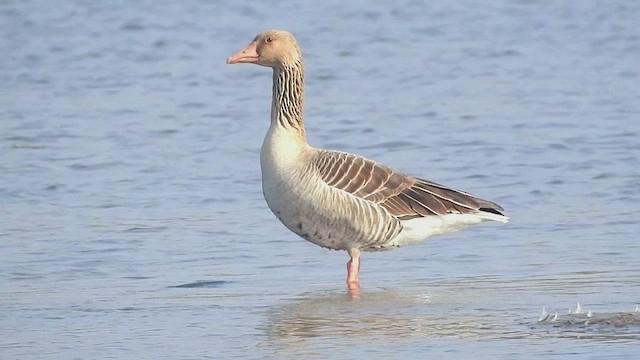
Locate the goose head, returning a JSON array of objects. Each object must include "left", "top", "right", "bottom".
[{"left": 227, "top": 30, "right": 302, "bottom": 69}]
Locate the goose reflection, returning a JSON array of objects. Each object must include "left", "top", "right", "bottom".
[
  {"left": 260, "top": 286, "right": 502, "bottom": 355},
  {"left": 260, "top": 274, "right": 640, "bottom": 356}
]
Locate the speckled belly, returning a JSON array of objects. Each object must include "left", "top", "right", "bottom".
[{"left": 262, "top": 174, "right": 402, "bottom": 252}]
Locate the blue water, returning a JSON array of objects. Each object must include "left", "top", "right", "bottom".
[{"left": 1, "top": 1, "right": 639, "bottom": 359}]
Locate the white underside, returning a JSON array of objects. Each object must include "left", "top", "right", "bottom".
[{"left": 387, "top": 212, "right": 509, "bottom": 247}]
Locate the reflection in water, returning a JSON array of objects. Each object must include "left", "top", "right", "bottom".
[
  {"left": 262, "top": 275, "right": 640, "bottom": 356},
  {"left": 261, "top": 287, "right": 504, "bottom": 356}
]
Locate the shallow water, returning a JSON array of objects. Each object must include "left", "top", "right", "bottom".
[{"left": 1, "top": 1, "right": 639, "bottom": 359}]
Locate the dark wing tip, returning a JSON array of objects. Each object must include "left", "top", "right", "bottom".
[{"left": 478, "top": 207, "right": 506, "bottom": 216}]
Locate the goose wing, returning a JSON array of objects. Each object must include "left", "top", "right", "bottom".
[{"left": 313, "top": 150, "right": 507, "bottom": 221}]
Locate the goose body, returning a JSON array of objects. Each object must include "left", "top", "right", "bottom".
[{"left": 228, "top": 30, "right": 508, "bottom": 289}]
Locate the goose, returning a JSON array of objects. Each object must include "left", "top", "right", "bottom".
[{"left": 227, "top": 30, "right": 508, "bottom": 290}]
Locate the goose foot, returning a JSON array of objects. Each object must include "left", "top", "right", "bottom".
[{"left": 346, "top": 249, "right": 361, "bottom": 290}]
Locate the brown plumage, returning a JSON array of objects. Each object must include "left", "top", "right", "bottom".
[{"left": 313, "top": 150, "right": 505, "bottom": 220}]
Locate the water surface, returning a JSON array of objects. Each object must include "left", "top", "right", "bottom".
[{"left": 1, "top": 1, "right": 639, "bottom": 359}]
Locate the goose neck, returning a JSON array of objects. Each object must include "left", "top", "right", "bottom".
[{"left": 271, "top": 63, "right": 305, "bottom": 139}]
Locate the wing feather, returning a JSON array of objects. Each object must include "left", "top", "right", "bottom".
[{"left": 313, "top": 150, "right": 506, "bottom": 220}]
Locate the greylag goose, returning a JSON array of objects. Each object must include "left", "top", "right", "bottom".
[{"left": 227, "top": 30, "right": 508, "bottom": 290}]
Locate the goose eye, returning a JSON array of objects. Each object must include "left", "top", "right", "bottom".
[{"left": 266, "top": 37, "right": 273, "bottom": 43}]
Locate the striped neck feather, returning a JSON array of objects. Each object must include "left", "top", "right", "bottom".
[{"left": 271, "top": 61, "right": 306, "bottom": 139}]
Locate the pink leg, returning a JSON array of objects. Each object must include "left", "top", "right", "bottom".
[{"left": 346, "top": 249, "right": 361, "bottom": 290}]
